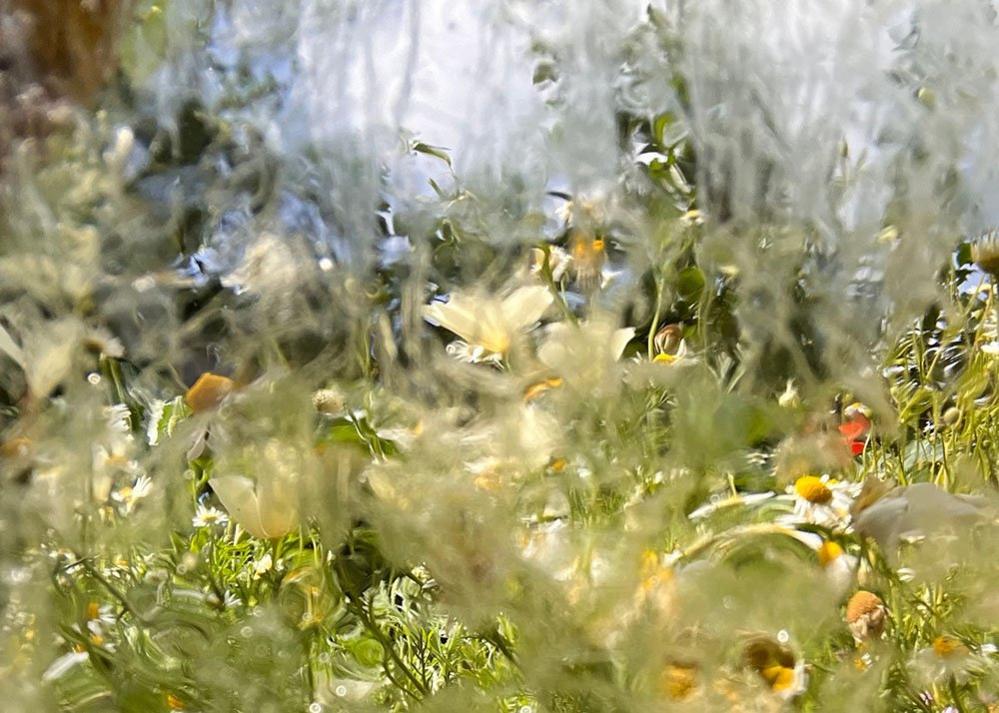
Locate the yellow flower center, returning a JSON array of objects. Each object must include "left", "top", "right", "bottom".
[
  {"left": 86, "top": 601, "right": 100, "bottom": 620},
  {"left": 571, "top": 236, "right": 605, "bottom": 259},
  {"left": 932, "top": 635, "right": 967, "bottom": 658},
  {"left": 653, "top": 352, "right": 679, "bottom": 364},
  {"left": 472, "top": 470, "right": 502, "bottom": 492},
  {"left": 473, "top": 319, "right": 513, "bottom": 355},
  {"left": 794, "top": 475, "right": 833, "bottom": 504},
  {"left": 569, "top": 232, "right": 607, "bottom": 283},
  {"left": 762, "top": 664, "right": 796, "bottom": 692},
  {"left": 817, "top": 541, "right": 843, "bottom": 567},
  {"left": 639, "top": 550, "right": 673, "bottom": 593},
  {"left": 660, "top": 664, "right": 697, "bottom": 700}
]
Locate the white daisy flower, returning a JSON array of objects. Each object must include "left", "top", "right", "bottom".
[
  {"left": 779, "top": 475, "right": 858, "bottom": 529},
  {"left": 252, "top": 553, "right": 273, "bottom": 579},
  {"left": 787, "top": 533, "right": 858, "bottom": 595},
  {"left": 192, "top": 504, "right": 229, "bottom": 529},
  {"left": 111, "top": 474, "right": 153, "bottom": 514},
  {"left": 912, "top": 636, "right": 979, "bottom": 685}
]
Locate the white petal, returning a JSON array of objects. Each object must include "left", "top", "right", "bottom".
[
  {"left": 42, "top": 651, "right": 90, "bottom": 682},
  {"left": 0, "top": 322, "right": 25, "bottom": 368},
  {"left": 256, "top": 477, "right": 299, "bottom": 539},
  {"left": 210, "top": 476, "right": 268, "bottom": 539},
  {"left": 423, "top": 295, "right": 481, "bottom": 343},
  {"left": 609, "top": 327, "right": 635, "bottom": 361},
  {"left": 537, "top": 322, "right": 572, "bottom": 369},
  {"left": 500, "top": 286, "right": 553, "bottom": 329},
  {"left": 23, "top": 319, "right": 84, "bottom": 397}
]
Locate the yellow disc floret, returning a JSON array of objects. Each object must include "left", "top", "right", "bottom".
[
  {"left": 817, "top": 540, "right": 843, "bottom": 567},
  {"left": 932, "top": 635, "right": 968, "bottom": 659},
  {"left": 761, "top": 664, "right": 796, "bottom": 692},
  {"left": 794, "top": 475, "right": 833, "bottom": 504},
  {"left": 659, "top": 663, "right": 697, "bottom": 700}
]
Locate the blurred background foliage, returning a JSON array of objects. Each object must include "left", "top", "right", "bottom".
[{"left": 0, "top": 0, "right": 998, "bottom": 711}]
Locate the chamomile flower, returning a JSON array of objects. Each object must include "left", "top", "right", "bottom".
[
  {"left": 778, "top": 379, "right": 800, "bottom": 408},
  {"left": 85, "top": 604, "right": 117, "bottom": 652},
  {"left": 815, "top": 540, "right": 857, "bottom": 594},
  {"left": 82, "top": 327, "right": 125, "bottom": 359},
  {"left": 192, "top": 504, "right": 229, "bottom": 529},
  {"left": 912, "top": 635, "right": 980, "bottom": 685},
  {"left": 111, "top": 474, "right": 153, "bottom": 514},
  {"left": 780, "top": 475, "right": 857, "bottom": 529},
  {"left": 568, "top": 231, "right": 607, "bottom": 289},
  {"left": 312, "top": 387, "right": 346, "bottom": 415},
  {"left": 252, "top": 553, "right": 274, "bottom": 579},
  {"left": 84, "top": 602, "right": 115, "bottom": 627},
  {"left": 635, "top": 549, "right": 676, "bottom": 614},
  {"left": 104, "top": 403, "right": 133, "bottom": 434}
]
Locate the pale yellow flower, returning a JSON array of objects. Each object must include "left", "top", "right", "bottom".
[
  {"left": 210, "top": 474, "right": 299, "bottom": 539},
  {"left": 538, "top": 320, "right": 634, "bottom": 370},
  {"left": 424, "top": 286, "right": 553, "bottom": 362}
]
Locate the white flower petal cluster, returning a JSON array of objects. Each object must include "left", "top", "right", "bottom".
[{"left": 424, "top": 286, "right": 553, "bottom": 362}]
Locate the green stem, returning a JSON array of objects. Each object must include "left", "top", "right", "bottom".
[
  {"left": 539, "top": 245, "right": 576, "bottom": 325},
  {"left": 647, "top": 274, "right": 664, "bottom": 360},
  {"left": 351, "top": 596, "right": 428, "bottom": 698}
]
